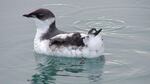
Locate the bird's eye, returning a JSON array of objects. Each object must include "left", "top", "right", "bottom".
[{"left": 36, "top": 14, "right": 45, "bottom": 19}]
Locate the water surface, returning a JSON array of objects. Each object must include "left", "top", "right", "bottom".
[{"left": 0, "top": 0, "right": 150, "bottom": 84}]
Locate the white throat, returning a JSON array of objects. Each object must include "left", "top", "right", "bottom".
[
  {"left": 33, "top": 18, "right": 55, "bottom": 53},
  {"left": 34, "top": 18, "right": 55, "bottom": 40},
  {"left": 34, "top": 18, "right": 55, "bottom": 29}
]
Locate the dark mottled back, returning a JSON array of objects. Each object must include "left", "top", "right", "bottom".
[{"left": 50, "top": 33, "right": 85, "bottom": 47}]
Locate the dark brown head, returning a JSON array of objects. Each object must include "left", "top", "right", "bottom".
[{"left": 23, "top": 8, "right": 55, "bottom": 21}]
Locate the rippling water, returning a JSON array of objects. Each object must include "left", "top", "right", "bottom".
[{"left": 0, "top": 0, "right": 150, "bottom": 84}]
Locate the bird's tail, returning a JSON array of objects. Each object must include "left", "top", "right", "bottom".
[{"left": 88, "top": 28, "right": 102, "bottom": 36}]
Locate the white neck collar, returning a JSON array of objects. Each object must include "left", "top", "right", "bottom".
[{"left": 34, "top": 18, "right": 55, "bottom": 40}]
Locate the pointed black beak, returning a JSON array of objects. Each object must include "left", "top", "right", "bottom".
[{"left": 23, "top": 14, "right": 33, "bottom": 18}]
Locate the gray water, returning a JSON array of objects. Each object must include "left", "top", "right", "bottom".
[{"left": 0, "top": 0, "right": 150, "bottom": 84}]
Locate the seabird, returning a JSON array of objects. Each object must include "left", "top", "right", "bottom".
[{"left": 23, "top": 8, "right": 104, "bottom": 58}]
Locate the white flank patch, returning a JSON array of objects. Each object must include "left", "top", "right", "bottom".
[{"left": 51, "top": 33, "right": 74, "bottom": 39}]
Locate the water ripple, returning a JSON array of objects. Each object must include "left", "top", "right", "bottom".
[
  {"left": 73, "top": 18, "right": 126, "bottom": 32},
  {"left": 42, "top": 4, "right": 82, "bottom": 8},
  {"left": 66, "top": 6, "right": 150, "bottom": 16}
]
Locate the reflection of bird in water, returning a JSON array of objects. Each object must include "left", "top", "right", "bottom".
[{"left": 29, "top": 54, "right": 105, "bottom": 84}]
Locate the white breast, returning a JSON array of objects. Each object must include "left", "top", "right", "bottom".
[{"left": 34, "top": 39, "right": 50, "bottom": 55}]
